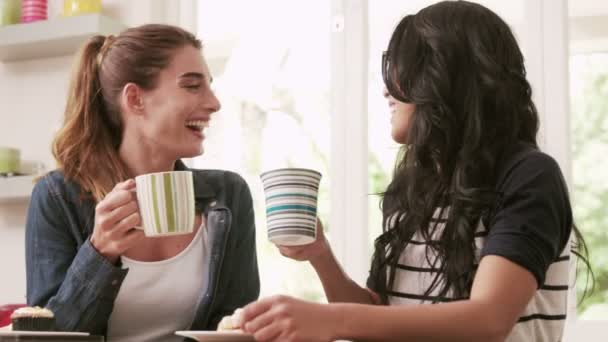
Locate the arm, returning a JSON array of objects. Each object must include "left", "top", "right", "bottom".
[
  {"left": 332, "top": 255, "right": 536, "bottom": 342},
  {"left": 310, "top": 243, "right": 380, "bottom": 304},
  {"left": 26, "top": 176, "right": 129, "bottom": 334},
  {"left": 240, "top": 255, "right": 535, "bottom": 342},
  {"left": 278, "top": 220, "right": 380, "bottom": 305}
]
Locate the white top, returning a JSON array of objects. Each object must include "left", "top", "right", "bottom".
[
  {"left": 107, "top": 224, "right": 209, "bottom": 342},
  {"left": 387, "top": 210, "right": 570, "bottom": 342}
]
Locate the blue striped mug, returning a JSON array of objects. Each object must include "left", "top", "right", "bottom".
[
  {"left": 134, "top": 171, "right": 195, "bottom": 237},
  {"left": 260, "top": 168, "right": 321, "bottom": 246}
]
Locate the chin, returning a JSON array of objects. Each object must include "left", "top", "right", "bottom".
[
  {"left": 180, "top": 146, "right": 204, "bottom": 159},
  {"left": 391, "top": 131, "right": 407, "bottom": 144},
  {"left": 391, "top": 130, "right": 401, "bottom": 143}
]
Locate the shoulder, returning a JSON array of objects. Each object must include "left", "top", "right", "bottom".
[
  {"left": 510, "top": 148, "right": 560, "bottom": 172},
  {"left": 191, "top": 169, "right": 253, "bottom": 206},
  {"left": 28, "top": 171, "right": 73, "bottom": 224},
  {"left": 490, "top": 144, "right": 573, "bottom": 233},
  {"left": 33, "top": 170, "right": 68, "bottom": 198},
  {"left": 31, "top": 170, "right": 88, "bottom": 205},
  {"left": 496, "top": 145, "right": 565, "bottom": 192},
  {"left": 192, "top": 169, "right": 249, "bottom": 190}
]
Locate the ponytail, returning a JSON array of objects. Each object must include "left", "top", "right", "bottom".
[{"left": 52, "top": 35, "right": 128, "bottom": 202}]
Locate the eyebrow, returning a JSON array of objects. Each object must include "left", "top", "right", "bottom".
[{"left": 179, "top": 72, "right": 213, "bottom": 83}]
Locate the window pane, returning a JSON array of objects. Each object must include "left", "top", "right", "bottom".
[
  {"left": 570, "top": 53, "right": 608, "bottom": 318},
  {"left": 367, "top": 0, "right": 431, "bottom": 256},
  {"left": 196, "top": 0, "right": 331, "bottom": 302},
  {"left": 569, "top": 0, "right": 608, "bottom": 320}
]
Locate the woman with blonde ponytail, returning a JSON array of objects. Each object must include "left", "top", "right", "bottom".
[{"left": 25, "top": 24, "right": 259, "bottom": 340}]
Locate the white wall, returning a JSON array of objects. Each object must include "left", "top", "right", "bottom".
[
  {"left": 0, "top": 0, "right": 184, "bottom": 305},
  {"left": 0, "top": 55, "right": 70, "bottom": 304}
]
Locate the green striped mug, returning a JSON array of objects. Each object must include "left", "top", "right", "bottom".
[{"left": 134, "top": 171, "right": 195, "bottom": 237}]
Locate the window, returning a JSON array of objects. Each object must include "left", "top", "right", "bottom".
[
  {"left": 569, "top": 1, "right": 608, "bottom": 318},
  {"left": 570, "top": 53, "right": 608, "bottom": 319},
  {"left": 196, "top": 0, "right": 331, "bottom": 301}
]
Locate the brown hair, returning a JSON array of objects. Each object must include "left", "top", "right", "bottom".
[{"left": 52, "top": 24, "right": 202, "bottom": 201}]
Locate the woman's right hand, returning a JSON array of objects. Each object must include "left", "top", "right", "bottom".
[
  {"left": 90, "top": 179, "right": 145, "bottom": 264},
  {"left": 277, "top": 218, "right": 331, "bottom": 264}
]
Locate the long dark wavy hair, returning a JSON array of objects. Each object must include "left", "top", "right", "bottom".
[{"left": 369, "top": 0, "right": 593, "bottom": 303}]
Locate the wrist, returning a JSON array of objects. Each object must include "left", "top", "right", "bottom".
[
  {"left": 326, "top": 303, "right": 348, "bottom": 341},
  {"left": 309, "top": 238, "right": 332, "bottom": 268},
  {"left": 89, "top": 237, "right": 119, "bottom": 265}
]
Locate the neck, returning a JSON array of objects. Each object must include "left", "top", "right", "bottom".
[{"left": 119, "top": 132, "right": 176, "bottom": 177}]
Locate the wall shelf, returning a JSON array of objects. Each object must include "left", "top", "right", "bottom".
[
  {"left": 0, "top": 14, "right": 125, "bottom": 62},
  {"left": 0, "top": 175, "right": 37, "bottom": 203}
]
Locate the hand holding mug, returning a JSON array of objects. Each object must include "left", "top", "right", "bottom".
[
  {"left": 277, "top": 218, "right": 330, "bottom": 263},
  {"left": 90, "top": 179, "right": 145, "bottom": 264}
]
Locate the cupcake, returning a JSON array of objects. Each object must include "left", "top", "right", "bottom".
[
  {"left": 10, "top": 306, "right": 55, "bottom": 331},
  {"left": 217, "top": 308, "right": 244, "bottom": 332}
]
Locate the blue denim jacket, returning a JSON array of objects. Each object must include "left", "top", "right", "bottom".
[{"left": 25, "top": 161, "right": 260, "bottom": 335}]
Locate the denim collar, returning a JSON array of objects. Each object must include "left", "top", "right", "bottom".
[{"left": 174, "top": 160, "right": 216, "bottom": 206}]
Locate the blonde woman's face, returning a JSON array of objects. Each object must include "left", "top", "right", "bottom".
[
  {"left": 138, "top": 45, "right": 221, "bottom": 159},
  {"left": 384, "top": 87, "right": 415, "bottom": 144}
]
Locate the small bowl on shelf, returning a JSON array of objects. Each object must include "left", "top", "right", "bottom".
[
  {"left": 63, "top": 0, "right": 100, "bottom": 16},
  {"left": 0, "top": 0, "right": 22, "bottom": 26},
  {"left": 0, "top": 147, "right": 20, "bottom": 175}
]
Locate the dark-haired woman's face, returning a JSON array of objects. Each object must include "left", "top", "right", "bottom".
[{"left": 384, "top": 87, "right": 415, "bottom": 144}]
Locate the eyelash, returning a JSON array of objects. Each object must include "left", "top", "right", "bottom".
[{"left": 185, "top": 85, "right": 201, "bottom": 90}]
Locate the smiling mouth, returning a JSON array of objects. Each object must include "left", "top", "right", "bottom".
[{"left": 185, "top": 120, "right": 209, "bottom": 132}]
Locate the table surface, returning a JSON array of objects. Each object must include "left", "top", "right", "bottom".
[{"left": 0, "top": 334, "right": 104, "bottom": 342}]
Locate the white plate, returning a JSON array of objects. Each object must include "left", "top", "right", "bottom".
[
  {"left": 0, "top": 331, "right": 90, "bottom": 337},
  {"left": 175, "top": 330, "right": 254, "bottom": 341}
]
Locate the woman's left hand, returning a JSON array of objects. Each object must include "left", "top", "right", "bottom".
[{"left": 237, "top": 295, "right": 338, "bottom": 342}]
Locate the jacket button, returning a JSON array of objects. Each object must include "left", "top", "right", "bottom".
[{"left": 111, "top": 279, "right": 119, "bottom": 286}]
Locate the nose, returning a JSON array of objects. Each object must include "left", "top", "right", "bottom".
[{"left": 204, "top": 89, "right": 221, "bottom": 113}]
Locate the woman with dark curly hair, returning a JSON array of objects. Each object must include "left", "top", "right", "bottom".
[{"left": 233, "top": 1, "right": 592, "bottom": 342}]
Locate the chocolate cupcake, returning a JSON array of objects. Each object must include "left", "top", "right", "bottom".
[{"left": 10, "top": 306, "right": 55, "bottom": 331}]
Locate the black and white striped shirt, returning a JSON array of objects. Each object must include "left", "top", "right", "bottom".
[
  {"left": 386, "top": 213, "right": 571, "bottom": 342},
  {"left": 372, "top": 145, "right": 573, "bottom": 342}
]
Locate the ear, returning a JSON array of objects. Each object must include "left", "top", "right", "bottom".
[{"left": 120, "top": 82, "right": 145, "bottom": 115}]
